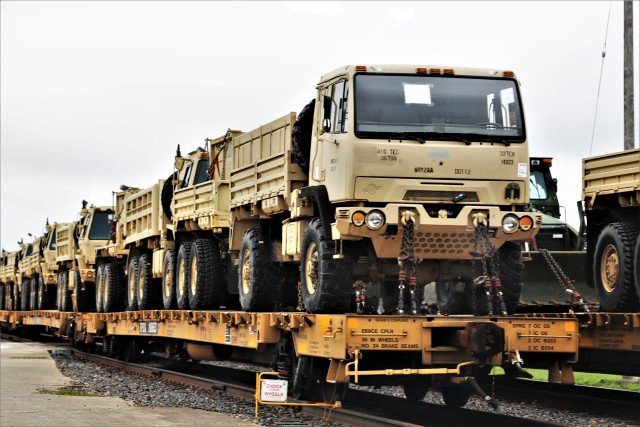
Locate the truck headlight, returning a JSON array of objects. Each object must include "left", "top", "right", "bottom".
[
  {"left": 502, "top": 215, "right": 519, "bottom": 234},
  {"left": 365, "top": 210, "right": 385, "bottom": 230}
]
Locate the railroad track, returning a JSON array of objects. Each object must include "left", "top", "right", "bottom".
[{"left": 71, "top": 350, "right": 568, "bottom": 427}]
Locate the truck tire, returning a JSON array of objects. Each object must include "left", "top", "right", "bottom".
[
  {"left": 0, "top": 284, "right": 4, "bottom": 310},
  {"left": 291, "top": 99, "right": 315, "bottom": 174},
  {"left": 471, "top": 242, "right": 524, "bottom": 315},
  {"left": 30, "top": 276, "right": 39, "bottom": 310},
  {"left": 634, "top": 237, "right": 640, "bottom": 301},
  {"left": 96, "top": 265, "right": 105, "bottom": 313},
  {"left": 103, "top": 263, "right": 125, "bottom": 312},
  {"left": 74, "top": 270, "right": 95, "bottom": 312},
  {"left": 59, "top": 271, "right": 72, "bottom": 312},
  {"left": 20, "top": 279, "right": 30, "bottom": 311},
  {"left": 38, "top": 276, "right": 55, "bottom": 310},
  {"left": 137, "top": 253, "right": 160, "bottom": 310},
  {"left": 189, "top": 239, "right": 222, "bottom": 310},
  {"left": 161, "top": 174, "right": 175, "bottom": 221},
  {"left": 593, "top": 222, "right": 639, "bottom": 312},
  {"left": 5, "top": 283, "right": 13, "bottom": 310},
  {"left": 127, "top": 257, "right": 139, "bottom": 311},
  {"left": 162, "top": 249, "right": 177, "bottom": 309},
  {"left": 299, "top": 218, "right": 352, "bottom": 313},
  {"left": 176, "top": 244, "right": 192, "bottom": 310},
  {"left": 238, "top": 229, "right": 277, "bottom": 311}
]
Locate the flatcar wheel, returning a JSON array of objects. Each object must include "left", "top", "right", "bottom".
[
  {"left": 441, "top": 387, "right": 472, "bottom": 408},
  {"left": 402, "top": 376, "right": 431, "bottom": 402}
]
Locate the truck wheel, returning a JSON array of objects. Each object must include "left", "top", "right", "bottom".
[
  {"left": 436, "top": 278, "right": 471, "bottom": 315},
  {"left": 189, "top": 239, "right": 222, "bottom": 310},
  {"left": 20, "top": 279, "right": 31, "bottom": 311},
  {"left": 38, "top": 276, "right": 55, "bottom": 310},
  {"left": 127, "top": 257, "right": 139, "bottom": 311},
  {"left": 593, "top": 222, "right": 639, "bottom": 312},
  {"left": 59, "top": 271, "right": 72, "bottom": 312},
  {"left": 176, "top": 244, "right": 192, "bottom": 309},
  {"left": 162, "top": 249, "right": 176, "bottom": 309},
  {"left": 29, "top": 277, "right": 38, "bottom": 310},
  {"left": 291, "top": 99, "right": 315, "bottom": 174},
  {"left": 74, "top": 270, "right": 95, "bottom": 312},
  {"left": 634, "top": 237, "right": 640, "bottom": 301},
  {"left": 300, "top": 218, "right": 352, "bottom": 313},
  {"left": 161, "top": 174, "right": 175, "bottom": 221},
  {"left": 0, "top": 284, "right": 4, "bottom": 310},
  {"left": 5, "top": 283, "right": 13, "bottom": 310},
  {"left": 96, "top": 265, "right": 105, "bottom": 313},
  {"left": 471, "top": 242, "right": 524, "bottom": 315},
  {"left": 103, "top": 263, "right": 125, "bottom": 312},
  {"left": 238, "top": 229, "right": 277, "bottom": 311},
  {"left": 137, "top": 253, "right": 160, "bottom": 310}
]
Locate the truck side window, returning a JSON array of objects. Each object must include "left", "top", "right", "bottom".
[
  {"left": 193, "top": 159, "right": 210, "bottom": 185},
  {"left": 324, "top": 81, "right": 348, "bottom": 133},
  {"left": 181, "top": 163, "right": 193, "bottom": 188}
]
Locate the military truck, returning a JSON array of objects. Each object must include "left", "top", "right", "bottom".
[
  {"left": 93, "top": 180, "right": 170, "bottom": 312},
  {"left": 16, "top": 235, "right": 46, "bottom": 311},
  {"left": 0, "top": 250, "right": 19, "bottom": 310},
  {"left": 583, "top": 148, "right": 640, "bottom": 312},
  {"left": 167, "top": 65, "right": 541, "bottom": 315},
  {"left": 54, "top": 202, "right": 114, "bottom": 312}
]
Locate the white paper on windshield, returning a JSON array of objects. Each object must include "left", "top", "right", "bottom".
[
  {"left": 518, "top": 163, "right": 527, "bottom": 177},
  {"left": 403, "top": 83, "right": 432, "bottom": 105}
]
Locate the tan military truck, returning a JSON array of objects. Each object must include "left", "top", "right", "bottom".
[
  {"left": 582, "top": 148, "right": 640, "bottom": 311},
  {"left": 94, "top": 180, "right": 170, "bottom": 312},
  {"left": 168, "top": 64, "right": 541, "bottom": 315},
  {"left": 0, "top": 250, "right": 20, "bottom": 310},
  {"left": 55, "top": 202, "right": 114, "bottom": 312},
  {"left": 16, "top": 235, "right": 47, "bottom": 311}
]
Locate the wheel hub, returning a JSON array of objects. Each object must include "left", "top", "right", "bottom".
[
  {"left": 305, "top": 242, "right": 318, "bottom": 295},
  {"left": 601, "top": 244, "right": 619, "bottom": 293},
  {"left": 241, "top": 249, "right": 252, "bottom": 295}
]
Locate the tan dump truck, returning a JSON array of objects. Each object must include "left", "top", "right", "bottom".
[
  {"left": 166, "top": 64, "right": 541, "bottom": 315},
  {"left": 0, "top": 250, "right": 20, "bottom": 310},
  {"left": 16, "top": 235, "right": 46, "bottom": 310},
  {"left": 54, "top": 202, "right": 114, "bottom": 312},
  {"left": 93, "top": 180, "right": 170, "bottom": 312},
  {"left": 582, "top": 148, "right": 640, "bottom": 311}
]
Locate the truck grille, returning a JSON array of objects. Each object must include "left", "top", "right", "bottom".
[
  {"left": 403, "top": 190, "right": 479, "bottom": 202},
  {"left": 413, "top": 232, "right": 474, "bottom": 257}
]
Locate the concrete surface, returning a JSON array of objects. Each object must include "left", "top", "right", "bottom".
[{"left": 0, "top": 340, "right": 258, "bottom": 426}]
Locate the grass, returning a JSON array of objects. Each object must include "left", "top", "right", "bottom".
[
  {"left": 523, "top": 368, "right": 640, "bottom": 392},
  {"left": 37, "top": 387, "right": 95, "bottom": 397}
]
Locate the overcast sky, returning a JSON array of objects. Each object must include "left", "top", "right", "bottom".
[{"left": 1, "top": 1, "right": 639, "bottom": 251}]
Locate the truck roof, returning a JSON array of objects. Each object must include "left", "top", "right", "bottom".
[{"left": 319, "top": 64, "right": 518, "bottom": 83}]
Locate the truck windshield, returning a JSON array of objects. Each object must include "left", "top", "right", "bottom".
[
  {"left": 529, "top": 171, "right": 548, "bottom": 200},
  {"left": 354, "top": 74, "right": 525, "bottom": 143},
  {"left": 88, "top": 211, "right": 113, "bottom": 240}
]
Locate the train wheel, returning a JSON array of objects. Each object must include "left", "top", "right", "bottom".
[
  {"left": 593, "top": 222, "right": 639, "bottom": 312},
  {"left": 176, "top": 244, "right": 191, "bottom": 310},
  {"left": 96, "top": 265, "right": 105, "bottom": 313},
  {"left": 441, "top": 387, "right": 471, "bottom": 408},
  {"left": 238, "top": 229, "right": 276, "bottom": 311},
  {"left": 103, "top": 263, "right": 125, "bottom": 312},
  {"left": 189, "top": 239, "right": 222, "bottom": 310},
  {"left": 402, "top": 377, "right": 431, "bottom": 402},
  {"left": 127, "top": 256, "right": 139, "bottom": 311},
  {"left": 59, "top": 271, "right": 72, "bottom": 312},
  {"left": 162, "top": 249, "right": 176, "bottom": 309},
  {"left": 137, "top": 253, "right": 159, "bottom": 310},
  {"left": 300, "top": 218, "right": 352, "bottom": 313}
]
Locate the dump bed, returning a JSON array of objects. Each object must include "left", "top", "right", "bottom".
[
  {"left": 582, "top": 148, "right": 640, "bottom": 207},
  {"left": 0, "top": 251, "right": 19, "bottom": 284},
  {"left": 230, "top": 113, "right": 307, "bottom": 214},
  {"left": 123, "top": 181, "right": 164, "bottom": 246}
]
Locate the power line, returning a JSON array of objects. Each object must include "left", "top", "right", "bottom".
[{"left": 589, "top": 1, "right": 612, "bottom": 156}]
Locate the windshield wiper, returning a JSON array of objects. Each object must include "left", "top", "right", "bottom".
[
  {"left": 399, "top": 133, "right": 426, "bottom": 144},
  {"left": 476, "top": 136, "right": 511, "bottom": 147},
  {"left": 426, "top": 132, "right": 471, "bottom": 146}
]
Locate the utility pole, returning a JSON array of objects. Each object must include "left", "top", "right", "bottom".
[{"left": 623, "top": 0, "right": 635, "bottom": 150}]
